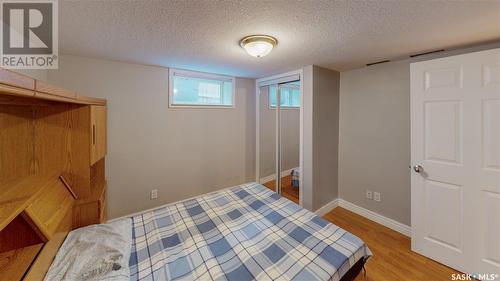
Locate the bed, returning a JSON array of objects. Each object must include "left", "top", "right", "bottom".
[{"left": 46, "top": 183, "right": 371, "bottom": 281}]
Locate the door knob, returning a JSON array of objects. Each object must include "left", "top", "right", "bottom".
[{"left": 413, "top": 165, "right": 423, "bottom": 173}]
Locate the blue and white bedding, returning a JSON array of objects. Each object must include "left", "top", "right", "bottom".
[{"left": 129, "top": 183, "right": 371, "bottom": 281}]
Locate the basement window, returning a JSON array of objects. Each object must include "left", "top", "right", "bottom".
[
  {"left": 169, "top": 68, "right": 235, "bottom": 108},
  {"left": 269, "top": 83, "right": 300, "bottom": 108}
]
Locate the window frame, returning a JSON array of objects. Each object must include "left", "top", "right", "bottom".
[
  {"left": 268, "top": 84, "right": 301, "bottom": 110},
  {"left": 168, "top": 68, "right": 236, "bottom": 109}
]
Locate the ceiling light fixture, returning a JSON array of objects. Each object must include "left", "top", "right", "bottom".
[{"left": 240, "top": 35, "right": 277, "bottom": 58}]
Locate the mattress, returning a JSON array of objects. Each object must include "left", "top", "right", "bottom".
[{"left": 129, "top": 183, "right": 371, "bottom": 280}]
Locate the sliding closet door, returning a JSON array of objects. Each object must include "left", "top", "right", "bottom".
[
  {"left": 279, "top": 81, "right": 301, "bottom": 202},
  {"left": 411, "top": 48, "right": 500, "bottom": 275},
  {"left": 259, "top": 85, "right": 278, "bottom": 191},
  {"left": 257, "top": 72, "right": 302, "bottom": 199}
]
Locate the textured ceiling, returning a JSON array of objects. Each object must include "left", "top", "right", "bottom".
[{"left": 59, "top": 0, "right": 500, "bottom": 78}]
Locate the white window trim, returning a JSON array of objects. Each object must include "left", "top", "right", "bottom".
[{"left": 168, "top": 68, "right": 236, "bottom": 109}]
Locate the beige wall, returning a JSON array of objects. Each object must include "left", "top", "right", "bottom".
[
  {"left": 312, "top": 66, "right": 340, "bottom": 210},
  {"left": 302, "top": 65, "right": 340, "bottom": 211},
  {"left": 339, "top": 60, "right": 411, "bottom": 225},
  {"left": 46, "top": 55, "right": 256, "bottom": 219},
  {"left": 12, "top": 69, "right": 47, "bottom": 81},
  {"left": 259, "top": 86, "right": 300, "bottom": 179}
]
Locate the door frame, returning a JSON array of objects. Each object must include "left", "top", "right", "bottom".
[{"left": 255, "top": 69, "right": 304, "bottom": 206}]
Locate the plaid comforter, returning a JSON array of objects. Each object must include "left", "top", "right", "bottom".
[{"left": 129, "top": 183, "right": 371, "bottom": 281}]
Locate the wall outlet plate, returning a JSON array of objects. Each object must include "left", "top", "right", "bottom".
[
  {"left": 366, "top": 190, "right": 373, "bottom": 200},
  {"left": 374, "top": 192, "right": 381, "bottom": 202},
  {"left": 150, "top": 189, "right": 158, "bottom": 200}
]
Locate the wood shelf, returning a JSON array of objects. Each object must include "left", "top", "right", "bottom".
[
  {"left": 0, "top": 174, "right": 58, "bottom": 232},
  {"left": 0, "top": 243, "right": 44, "bottom": 281}
]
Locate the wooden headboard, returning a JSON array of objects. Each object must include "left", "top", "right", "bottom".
[{"left": 0, "top": 68, "right": 108, "bottom": 280}]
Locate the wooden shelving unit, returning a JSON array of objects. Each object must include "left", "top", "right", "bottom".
[
  {"left": 0, "top": 175, "right": 76, "bottom": 238},
  {"left": 0, "top": 67, "right": 108, "bottom": 280},
  {"left": 0, "top": 174, "right": 76, "bottom": 281},
  {"left": 0, "top": 174, "right": 58, "bottom": 232}
]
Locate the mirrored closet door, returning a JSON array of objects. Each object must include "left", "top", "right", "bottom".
[
  {"left": 277, "top": 81, "right": 300, "bottom": 203},
  {"left": 258, "top": 84, "right": 277, "bottom": 192},
  {"left": 257, "top": 74, "right": 301, "bottom": 204}
]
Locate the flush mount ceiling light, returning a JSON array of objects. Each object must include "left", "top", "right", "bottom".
[{"left": 240, "top": 35, "right": 277, "bottom": 58}]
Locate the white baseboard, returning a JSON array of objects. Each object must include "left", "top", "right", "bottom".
[
  {"left": 314, "top": 198, "right": 411, "bottom": 237},
  {"left": 259, "top": 174, "right": 275, "bottom": 184},
  {"left": 314, "top": 198, "right": 339, "bottom": 216},
  {"left": 259, "top": 167, "right": 299, "bottom": 184},
  {"left": 338, "top": 199, "right": 411, "bottom": 237}
]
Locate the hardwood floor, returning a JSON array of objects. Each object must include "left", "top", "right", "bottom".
[
  {"left": 324, "top": 207, "right": 460, "bottom": 281},
  {"left": 262, "top": 175, "right": 299, "bottom": 203}
]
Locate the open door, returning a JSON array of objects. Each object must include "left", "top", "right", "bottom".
[{"left": 411, "top": 48, "right": 500, "bottom": 275}]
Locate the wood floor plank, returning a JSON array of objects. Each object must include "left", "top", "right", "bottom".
[{"left": 324, "top": 207, "right": 460, "bottom": 281}]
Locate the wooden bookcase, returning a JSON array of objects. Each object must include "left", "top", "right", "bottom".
[{"left": 0, "top": 68, "right": 108, "bottom": 280}]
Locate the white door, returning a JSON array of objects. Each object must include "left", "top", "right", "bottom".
[{"left": 411, "top": 48, "right": 500, "bottom": 275}]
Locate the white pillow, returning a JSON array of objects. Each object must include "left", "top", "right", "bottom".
[{"left": 45, "top": 219, "right": 132, "bottom": 281}]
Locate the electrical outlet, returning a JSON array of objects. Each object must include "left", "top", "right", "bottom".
[
  {"left": 374, "top": 192, "right": 381, "bottom": 202},
  {"left": 366, "top": 190, "right": 372, "bottom": 200},
  {"left": 150, "top": 189, "right": 158, "bottom": 200}
]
